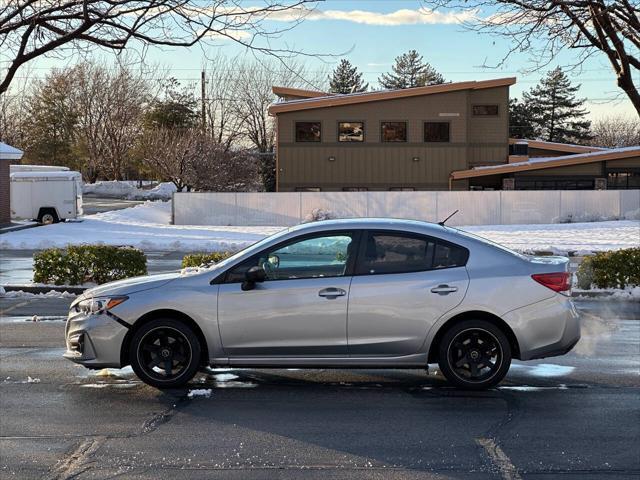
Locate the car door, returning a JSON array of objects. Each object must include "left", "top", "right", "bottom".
[
  {"left": 217, "top": 230, "right": 360, "bottom": 358},
  {"left": 347, "top": 230, "right": 469, "bottom": 356}
]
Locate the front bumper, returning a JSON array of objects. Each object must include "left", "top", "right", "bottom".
[
  {"left": 64, "top": 309, "right": 129, "bottom": 369},
  {"left": 505, "top": 294, "right": 581, "bottom": 361}
]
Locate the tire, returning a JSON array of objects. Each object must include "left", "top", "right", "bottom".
[
  {"left": 37, "top": 208, "right": 59, "bottom": 224},
  {"left": 129, "top": 318, "right": 201, "bottom": 389},
  {"left": 438, "top": 319, "right": 511, "bottom": 390}
]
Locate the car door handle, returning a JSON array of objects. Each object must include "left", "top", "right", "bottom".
[
  {"left": 430, "top": 285, "right": 458, "bottom": 295},
  {"left": 318, "top": 287, "right": 346, "bottom": 298}
]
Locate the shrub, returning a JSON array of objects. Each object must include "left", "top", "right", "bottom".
[
  {"left": 181, "top": 251, "right": 233, "bottom": 269},
  {"left": 33, "top": 245, "right": 147, "bottom": 285},
  {"left": 302, "top": 208, "right": 336, "bottom": 223},
  {"left": 576, "top": 248, "right": 640, "bottom": 289}
]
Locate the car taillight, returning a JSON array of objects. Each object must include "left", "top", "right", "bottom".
[{"left": 531, "top": 272, "right": 571, "bottom": 294}]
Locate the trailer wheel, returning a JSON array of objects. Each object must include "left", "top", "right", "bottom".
[{"left": 37, "top": 208, "right": 59, "bottom": 224}]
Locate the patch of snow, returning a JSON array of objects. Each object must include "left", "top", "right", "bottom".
[
  {"left": 83, "top": 181, "right": 176, "bottom": 200},
  {"left": 574, "top": 286, "right": 640, "bottom": 301},
  {"left": 27, "top": 376, "right": 40, "bottom": 383},
  {"left": 213, "top": 373, "right": 239, "bottom": 382},
  {"left": 81, "top": 383, "right": 110, "bottom": 389},
  {"left": 0, "top": 289, "right": 77, "bottom": 299},
  {"left": 0, "top": 200, "right": 637, "bottom": 255},
  {"left": 499, "top": 385, "right": 569, "bottom": 392},
  {"left": 188, "top": 388, "right": 212, "bottom": 398}
]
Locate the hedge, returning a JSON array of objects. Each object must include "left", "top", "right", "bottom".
[
  {"left": 181, "top": 251, "right": 233, "bottom": 269},
  {"left": 33, "top": 245, "right": 147, "bottom": 286},
  {"left": 576, "top": 248, "right": 640, "bottom": 290}
]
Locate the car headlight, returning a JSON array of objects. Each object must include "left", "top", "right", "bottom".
[{"left": 75, "top": 296, "right": 128, "bottom": 314}]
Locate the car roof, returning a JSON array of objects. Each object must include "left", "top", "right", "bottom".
[{"left": 290, "top": 217, "right": 447, "bottom": 232}]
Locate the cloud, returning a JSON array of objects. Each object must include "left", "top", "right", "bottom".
[{"left": 264, "top": 7, "right": 478, "bottom": 26}]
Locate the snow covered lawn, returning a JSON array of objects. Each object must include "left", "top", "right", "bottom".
[{"left": 0, "top": 200, "right": 638, "bottom": 254}]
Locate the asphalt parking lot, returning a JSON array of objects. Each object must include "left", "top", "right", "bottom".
[{"left": 0, "top": 297, "right": 638, "bottom": 479}]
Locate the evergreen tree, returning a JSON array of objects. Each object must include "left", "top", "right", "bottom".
[
  {"left": 144, "top": 78, "right": 199, "bottom": 130},
  {"left": 378, "top": 50, "right": 445, "bottom": 89},
  {"left": 328, "top": 59, "right": 368, "bottom": 94},
  {"left": 508, "top": 98, "right": 536, "bottom": 139},
  {"left": 523, "top": 67, "right": 592, "bottom": 143},
  {"left": 23, "top": 70, "right": 80, "bottom": 168}
]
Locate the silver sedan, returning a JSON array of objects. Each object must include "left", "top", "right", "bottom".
[{"left": 64, "top": 218, "right": 580, "bottom": 389}]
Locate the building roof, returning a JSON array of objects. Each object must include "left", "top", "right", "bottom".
[
  {"left": 0, "top": 142, "right": 24, "bottom": 161},
  {"left": 269, "top": 77, "right": 517, "bottom": 115},
  {"left": 509, "top": 138, "right": 607, "bottom": 154},
  {"left": 450, "top": 146, "right": 640, "bottom": 180},
  {"left": 272, "top": 86, "right": 330, "bottom": 99}
]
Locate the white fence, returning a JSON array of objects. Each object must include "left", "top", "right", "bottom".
[{"left": 173, "top": 190, "right": 640, "bottom": 226}]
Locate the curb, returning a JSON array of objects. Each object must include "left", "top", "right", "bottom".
[
  {"left": 2, "top": 285, "right": 86, "bottom": 295},
  {"left": 0, "top": 222, "right": 40, "bottom": 234}
]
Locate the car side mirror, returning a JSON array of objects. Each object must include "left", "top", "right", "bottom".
[{"left": 241, "top": 266, "right": 266, "bottom": 291}]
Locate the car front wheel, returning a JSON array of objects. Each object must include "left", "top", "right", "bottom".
[
  {"left": 438, "top": 320, "right": 511, "bottom": 389},
  {"left": 129, "top": 318, "right": 201, "bottom": 389}
]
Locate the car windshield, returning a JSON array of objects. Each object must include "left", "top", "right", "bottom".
[{"left": 200, "top": 227, "right": 293, "bottom": 272}]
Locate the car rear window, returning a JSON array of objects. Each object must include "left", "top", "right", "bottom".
[{"left": 356, "top": 232, "right": 468, "bottom": 275}]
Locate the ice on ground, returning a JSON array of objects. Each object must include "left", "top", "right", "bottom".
[
  {"left": 188, "top": 389, "right": 212, "bottom": 398},
  {"left": 510, "top": 363, "right": 575, "bottom": 377},
  {"left": 500, "top": 385, "right": 569, "bottom": 392},
  {"left": 0, "top": 200, "right": 637, "bottom": 255}
]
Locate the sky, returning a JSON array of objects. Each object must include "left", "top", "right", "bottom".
[{"left": 8, "top": 0, "right": 639, "bottom": 120}]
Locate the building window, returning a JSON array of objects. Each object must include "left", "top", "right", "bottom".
[
  {"left": 343, "top": 187, "right": 368, "bottom": 191},
  {"left": 424, "top": 122, "right": 450, "bottom": 142},
  {"left": 381, "top": 122, "right": 407, "bottom": 142},
  {"left": 389, "top": 187, "right": 415, "bottom": 191},
  {"left": 608, "top": 171, "right": 640, "bottom": 189},
  {"left": 295, "top": 187, "right": 321, "bottom": 192},
  {"left": 472, "top": 105, "right": 499, "bottom": 116},
  {"left": 338, "top": 122, "right": 364, "bottom": 142},
  {"left": 295, "top": 122, "right": 321, "bottom": 142}
]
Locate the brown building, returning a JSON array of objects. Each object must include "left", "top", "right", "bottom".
[
  {"left": 0, "top": 142, "right": 24, "bottom": 224},
  {"left": 269, "top": 79, "right": 640, "bottom": 191}
]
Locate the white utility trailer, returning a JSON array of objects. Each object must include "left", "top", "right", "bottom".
[
  {"left": 10, "top": 170, "right": 83, "bottom": 223},
  {"left": 10, "top": 164, "right": 70, "bottom": 173}
]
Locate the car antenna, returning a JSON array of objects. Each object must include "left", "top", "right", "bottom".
[{"left": 438, "top": 210, "right": 459, "bottom": 226}]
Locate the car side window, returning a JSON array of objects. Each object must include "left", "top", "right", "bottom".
[
  {"left": 433, "top": 242, "right": 468, "bottom": 269},
  {"left": 356, "top": 232, "right": 468, "bottom": 275},
  {"left": 225, "top": 233, "right": 355, "bottom": 282}
]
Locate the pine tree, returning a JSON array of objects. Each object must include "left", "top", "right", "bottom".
[
  {"left": 23, "top": 70, "right": 80, "bottom": 168},
  {"left": 378, "top": 50, "right": 445, "bottom": 90},
  {"left": 508, "top": 98, "right": 536, "bottom": 139},
  {"left": 329, "top": 59, "right": 368, "bottom": 94},
  {"left": 523, "top": 67, "right": 592, "bottom": 143}
]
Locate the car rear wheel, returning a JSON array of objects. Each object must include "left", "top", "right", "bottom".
[
  {"left": 37, "top": 208, "right": 59, "bottom": 224},
  {"left": 129, "top": 318, "right": 201, "bottom": 389},
  {"left": 438, "top": 320, "right": 511, "bottom": 389}
]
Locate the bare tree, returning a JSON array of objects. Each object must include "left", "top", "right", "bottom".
[
  {"left": 0, "top": 0, "right": 317, "bottom": 95},
  {"left": 203, "top": 56, "right": 245, "bottom": 151},
  {"left": 188, "top": 142, "right": 260, "bottom": 192},
  {"left": 421, "top": 0, "right": 640, "bottom": 116},
  {"left": 139, "top": 128, "right": 202, "bottom": 191},
  {"left": 591, "top": 115, "right": 640, "bottom": 147}
]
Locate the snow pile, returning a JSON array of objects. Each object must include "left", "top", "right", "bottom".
[
  {"left": 0, "top": 287, "right": 77, "bottom": 298},
  {"left": 83, "top": 181, "right": 177, "bottom": 201},
  {"left": 574, "top": 286, "right": 640, "bottom": 301},
  {"left": 188, "top": 389, "right": 212, "bottom": 398}
]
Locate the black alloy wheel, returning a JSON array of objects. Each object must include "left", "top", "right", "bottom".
[
  {"left": 130, "top": 319, "right": 201, "bottom": 389},
  {"left": 438, "top": 319, "right": 511, "bottom": 389}
]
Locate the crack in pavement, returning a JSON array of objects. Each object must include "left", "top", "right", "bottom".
[{"left": 47, "top": 436, "right": 106, "bottom": 480}]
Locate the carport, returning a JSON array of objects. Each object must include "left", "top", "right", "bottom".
[{"left": 0, "top": 142, "right": 24, "bottom": 224}]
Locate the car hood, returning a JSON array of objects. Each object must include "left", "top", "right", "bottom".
[{"left": 82, "top": 272, "right": 181, "bottom": 298}]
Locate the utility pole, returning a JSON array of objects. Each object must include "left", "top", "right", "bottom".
[{"left": 201, "top": 70, "right": 206, "bottom": 134}]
